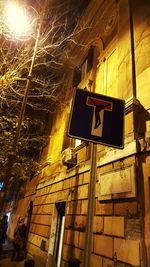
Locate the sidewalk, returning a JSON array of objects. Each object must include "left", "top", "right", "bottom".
[
  {"left": 0, "top": 241, "right": 47, "bottom": 267},
  {"left": 0, "top": 258, "right": 25, "bottom": 267},
  {"left": 0, "top": 240, "right": 25, "bottom": 267}
]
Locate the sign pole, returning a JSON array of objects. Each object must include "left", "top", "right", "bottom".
[
  {"left": 83, "top": 142, "right": 97, "bottom": 267},
  {"left": 68, "top": 88, "right": 125, "bottom": 266}
]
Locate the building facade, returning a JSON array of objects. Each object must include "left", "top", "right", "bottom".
[{"left": 8, "top": 0, "right": 150, "bottom": 266}]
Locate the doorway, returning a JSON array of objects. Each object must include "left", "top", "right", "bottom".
[
  {"left": 55, "top": 202, "right": 66, "bottom": 267},
  {"left": 47, "top": 201, "right": 66, "bottom": 267}
]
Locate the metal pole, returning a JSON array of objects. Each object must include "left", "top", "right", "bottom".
[
  {"left": 83, "top": 142, "right": 97, "bottom": 267},
  {"left": 13, "top": 21, "right": 41, "bottom": 149}
]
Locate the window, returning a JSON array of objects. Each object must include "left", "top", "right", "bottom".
[
  {"left": 95, "top": 40, "right": 118, "bottom": 98},
  {"left": 72, "top": 46, "right": 94, "bottom": 88},
  {"left": 105, "top": 48, "right": 118, "bottom": 97},
  {"left": 71, "top": 47, "right": 94, "bottom": 148}
]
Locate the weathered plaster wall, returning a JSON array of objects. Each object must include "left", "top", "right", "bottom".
[{"left": 10, "top": 0, "right": 150, "bottom": 266}]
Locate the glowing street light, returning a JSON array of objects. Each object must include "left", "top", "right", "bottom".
[
  {"left": 5, "top": 3, "right": 31, "bottom": 36},
  {"left": 3, "top": 2, "right": 36, "bottom": 40}
]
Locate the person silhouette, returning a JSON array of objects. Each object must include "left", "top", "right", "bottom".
[
  {"left": 0, "top": 214, "right": 8, "bottom": 244},
  {"left": 12, "top": 217, "right": 27, "bottom": 261}
]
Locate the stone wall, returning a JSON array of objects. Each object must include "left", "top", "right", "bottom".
[{"left": 10, "top": 0, "right": 150, "bottom": 266}]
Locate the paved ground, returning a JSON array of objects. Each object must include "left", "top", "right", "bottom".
[
  {"left": 0, "top": 240, "right": 47, "bottom": 267},
  {"left": 0, "top": 240, "right": 25, "bottom": 267},
  {"left": 0, "top": 258, "right": 25, "bottom": 267}
]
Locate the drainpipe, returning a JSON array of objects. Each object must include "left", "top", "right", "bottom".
[
  {"left": 128, "top": 1, "right": 147, "bottom": 266},
  {"left": 128, "top": 0, "right": 137, "bottom": 98}
]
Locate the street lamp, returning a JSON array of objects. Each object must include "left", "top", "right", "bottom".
[
  {"left": 4, "top": 2, "right": 32, "bottom": 38},
  {"left": 0, "top": 1, "right": 42, "bottom": 212}
]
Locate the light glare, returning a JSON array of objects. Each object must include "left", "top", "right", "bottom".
[{"left": 5, "top": 3, "right": 31, "bottom": 37}]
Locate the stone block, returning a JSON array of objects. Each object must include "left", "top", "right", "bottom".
[
  {"left": 77, "top": 147, "right": 87, "bottom": 163},
  {"left": 91, "top": 254, "right": 103, "bottom": 267},
  {"left": 114, "top": 201, "right": 138, "bottom": 216},
  {"left": 104, "top": 216, "right": 124, "bottom": 237},
  {"left": 78, "top": 232, "right": 85, "bottom": 249},
  {"left": 93, "top": 216, "right": 103, "bottom": 233},
  {"left": 66, "top": 229, "right": 79, "bottom": 247},
  {"left": 94, "top": 234, "right": 113, "bottom": 258},
  {"left": 83, "top": 171, "right": 90, "bottom": 184},
  {"left": 67, "top": 200, "right": 81, "bottom": 215},
  {"left": 81, "top": 200, "right": 88, "bottom": 215},
  {"left": 77, "top": 184, "right": 88, "bottom": 200},
  {"left": 114, "top": 238, "right": 141, "bottom": 266},
  {"left": 95, "top": 199, "right": 113, "bottom": 215}
]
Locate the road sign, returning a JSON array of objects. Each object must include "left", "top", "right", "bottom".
[{"left": 68, "top": 88, "right": 125, "bottom": 148}]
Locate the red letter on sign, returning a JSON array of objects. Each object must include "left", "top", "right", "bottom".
[{"left": 86, "top": 97, "right": 113, "bottom": 137}]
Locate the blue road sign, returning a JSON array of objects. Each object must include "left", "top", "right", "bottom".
[{"left": 68, "top": 88, "right": 125, "bottom": 148}]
